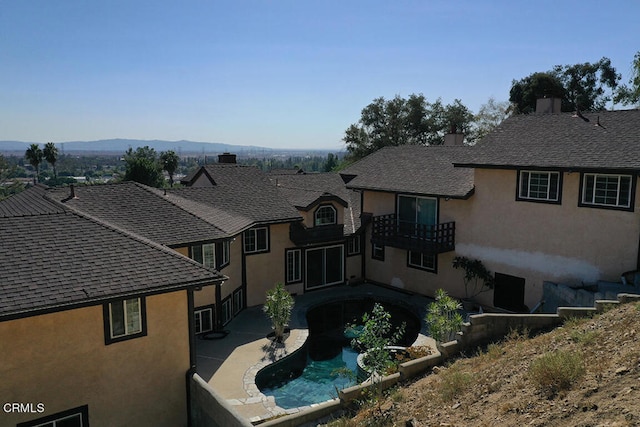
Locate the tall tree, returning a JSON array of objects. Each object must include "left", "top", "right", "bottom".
[
  {"left": 343, "top": 94, "right": 473, "bottom": 161},
  {"left": 159, "top": 150, "right": 179, "bottom": 187},
  {"left": 510, "top": 58, "right": 620, "bottom": 113},
  {"left": 24, "top": 144, "right": 43, "bottom": 184},
  {"left": 122, "top": 146, "right": 164, "bottom": 188},
  {"left": 615, "top": 51, "right": 640, "bottom": 107},
  {"left": 0, "top": 154, "right": 23, "bottom": 200},
  {"left": 43, "top": 142, "right": 59, "bottom": 179},
  {"left": 324, "top": 153, "right": 338, "bottom": 172}
]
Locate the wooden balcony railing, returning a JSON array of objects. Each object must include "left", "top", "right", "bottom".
[{"left": 371, "top": 214, "right": 455, "bottom": 254}]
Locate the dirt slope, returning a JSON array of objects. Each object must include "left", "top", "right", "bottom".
[{"left": 337, "top": 301, "right": 640, "bottom": 427}]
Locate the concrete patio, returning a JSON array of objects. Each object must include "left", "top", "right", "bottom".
[{"left": 195, "top": 283, "right": 435, "bottom": 423}]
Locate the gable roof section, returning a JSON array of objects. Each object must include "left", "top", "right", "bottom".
[
  {"left": 0, "top": 184, "right": 65, "bottom": 217},
  {"left": 47, "top": 182, "right": 228, "bottom": 246},
  {"left": 173, "top": 164, "right": 302, "bottom": 225},
  {"left": 341, "top": 145, "right": 475, "bottom": 198},
  {"left": 454, "top": 109, "right": 640, "bottom": 171},
  {"left": 273, "top": 173, "right": 363, "bottom": 235},
  {"left": 0, "top": 187, "right": 226, "bottom": 321}
]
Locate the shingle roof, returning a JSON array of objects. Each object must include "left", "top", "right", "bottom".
[
  {"left": 341, "top": 145, "right": 475, "bottom": 198},
  {"left": 272, "top": 173, "right": 363, "bottom": 235},
  {"left": 0, "top": 184, "right": 65, "bottom": 217},
  {"left": 47, "top": 182, "right": 228, "bottom": 246},
  {"left": 173, "top": 164, "right": 302, "bottom": 225},
  {"left": 454, "top": 109, "right": 640, "bottom": 171},
  {"left": 0, "top": 187, "right": 226, "bottom": 320}
]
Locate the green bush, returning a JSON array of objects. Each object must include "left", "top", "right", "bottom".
[
  {"left": 426, "top": 289, "right": 464, "bottom": 343},
  {"left": 529, "top": 350, "right": 585, "bottom": 397}
]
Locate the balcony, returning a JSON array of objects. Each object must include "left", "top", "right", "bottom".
[
  {"left": 371, "top": 214, "right": 455, "bottom": 254},
  {"left": 290, "top": 222, "right": 345, "bottom": 245}
]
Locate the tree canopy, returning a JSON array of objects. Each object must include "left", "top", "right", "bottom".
[
  {"left": 122, "top": 146, "right": 164, "bottom": 188},
  {"left": 509, "top": 57, "right": 620, "bottom": 113},
  {"left": 615, "top": 51, "right": 640, "bottom": 107},
  {"left": 43, "top": 142, "right": 59, "bottom": 179},
  {"left": 343, "top": 94, "right": 474, "bottom": 161}
]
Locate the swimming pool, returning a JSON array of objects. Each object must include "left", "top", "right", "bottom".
[{"left": 255, "top": 298, "right": 421, "bottom": 409}]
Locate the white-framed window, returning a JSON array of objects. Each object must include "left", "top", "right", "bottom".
[
  {"left": 305, "top": 245, "right": 344, "bottom": 289},
  {"left": 314, "top": 205, "right": 337, "bottom": 226},
  {"left": 104, "top": 298, "right": 146, "bottom": 344},
  {"left": 244, "top": 227, "right": 269, "bottom": 253},
  {"left": 408, "top": 251, "right": 436, "bottom": 272},
  {"left": 221, "top": 298, "right": 232, "bottom": 325},
  {"left": 581, "top": 173, "right": 633, "bottom": 209},
  {"left": 347, "top": 235, "right": 361, "bottom": 255},
  {"left": 286, "top": 249, "right": 302, "bottom": 283},
  {"left": 372, "top": 243, "right": 385, "bottom": 261},
  {"left": 194, "top": 307, "right": 214, "bottom": 334},
  {"left": 191, "top": 243, "right": 216, "bottom": 268},
  {"left": 518, "top": 170, "right": 561, "bottom": 202},
  {"left": 233, "top": 288, "right": 243, "bottom": 315},
  {"left": 18, "top": 405, "right": 89, "bottom": 427}
]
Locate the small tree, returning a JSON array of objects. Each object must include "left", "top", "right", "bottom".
[
  {"left": 263, "top": 283, "right": 294, "bottom": 343},
  {"left": 122, "top": 146, "right": 164, "bottom": 187},
  {"left": 160, "top": 150, "right": 179, "bottom": 187},
  {"left": 452, "top": 256, "right": 494, "bottom": 300},
  {"left": 426, "top": 289, "right": 463, "bottom": 343}
]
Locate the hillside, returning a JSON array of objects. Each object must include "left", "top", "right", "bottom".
[{"left": 331, "top": 301, "right": 640, "bottom": 427}]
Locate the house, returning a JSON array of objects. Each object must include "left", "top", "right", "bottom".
[
  {"left": 0, "top": 185, "right": 225, "bottom": 427},
  {"left": 340, "top": 143, "right": 475, "bottom": 301},
  {"left": 342, "top": 106, "right": 640, "bottom": 312},
  {"left": 453, "top": 107, "right": 640, "bottom": 311}
]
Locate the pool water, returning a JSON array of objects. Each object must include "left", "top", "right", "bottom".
[{"left": 259, "top": 346, "right": 359, "bottom": 409}]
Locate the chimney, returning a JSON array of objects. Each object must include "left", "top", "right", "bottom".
[
  {"left": 69, "top": 184, "right": 76, "bottom": 199},
  {"left": 443, "top": 125, "right": 464, "bottom": 146},
  {"left": 218, "top": 152, "right": 237, "bottom": 164},
  {"left": 536, "top": 97, "right": 562, "bottom": 114}
]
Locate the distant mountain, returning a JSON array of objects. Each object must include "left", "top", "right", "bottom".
[{"left": 0, "top": 139, "right": 281, "bottom": 155}]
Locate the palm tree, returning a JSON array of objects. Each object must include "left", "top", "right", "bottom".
[
  {"left": 25, "top": 144, "right": 43, "bottom": 184},
  {"left": 159, "top": 150, "right": 179, "bottom": 187},
  {"left": 43, "top": 142, "right": 59, "bottom": 179}
]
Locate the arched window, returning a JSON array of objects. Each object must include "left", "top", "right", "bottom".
[{"left": 314, "top": 205, "right": 336, "bottom": 226}]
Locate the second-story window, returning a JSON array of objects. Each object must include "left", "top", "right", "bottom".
[
  {"left": 244, "top": 227, "right": 269, "bottom": 254},
  {"left": 314, "top": 205, "right": 337, "bottom": 226},
  {"left": 517, "top": 170, "right": 561, "bottom": 203},
  {"left": 104, "top": 297, "right": 146, "bottom": 344}
]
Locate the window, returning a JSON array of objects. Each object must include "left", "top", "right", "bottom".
[
  {"left": 194, "top": 307, "right": 213, "bottom": 334},
  {"left": 244, "top": 227, "right": 269, "bottom": 253},
  {"left": 233, "top": 288, "right": 244, "bottom": 315},
  {"left": 18, "top": 405, "right": 89, "bottom": 427},
  {"left": 216, "top": 240, "right": 230, "bottom": 268},
  {"left": 398, "top": 195, "right": 437, "bottom": 235},
  {"left": 305, "top": 245, "right": 344, "bottom": 289},
  {"left": 221, "top": 298, "right": 232, "bottom": 325},
  {"left": 104, "top": 297, "right": 146, "bottom": 344},
  {"left": 314, "top": 205, "right": 337, "bottom": 226},
  {"left": 518, "top": 170, "right": 561, "bottom": 202},
  {"left": 408, "top": 251, "right": 436, "bottom": 272},
  {"left": 191, "top": 243, "right": 215, "bottom": 268},
  {"left": 372, "top": 243, "right": 385, "bottom": 261},
  {"left": 581, "top": 173, "right": 633, "bottom": 209},
  {"left": 286, "top": 249, "right": 302, "bottom": 283},
  {"left": 347, "top": 235, "right": 361, "bottom": 256}
]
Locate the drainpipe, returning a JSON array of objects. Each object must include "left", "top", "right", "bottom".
[{"left": 185, "top": 288, "right": 196, "bottom": 427}]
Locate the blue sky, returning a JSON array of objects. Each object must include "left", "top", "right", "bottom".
[{"left": 1, "top": 1, "right": 638, "bottom": 150}]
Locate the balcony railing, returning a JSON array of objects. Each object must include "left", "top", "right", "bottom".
[
  {"left": 371, "top": 214, "right": 455, "bottom": 254},
  {"left": 289, "top": 222, "right": 345, "bottom": 245}
]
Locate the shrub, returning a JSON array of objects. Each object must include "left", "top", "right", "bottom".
[
  {"left": 437, "top": 365, "right": 473, "bottom": 401},
  {"left": 426, "top": 289, "right": 464, "bottom": 343},
  {"left": 263, "top": 283, "right": 294, "bottom": 342},
  {"left": 529, "top": 350, "right": 585, "bottom": 397}
]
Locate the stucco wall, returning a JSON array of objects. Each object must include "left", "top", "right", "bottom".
[
  {"left": 458, "top": 169, "right": 640, "bottom": 308},
  {"left": 245, "top": 222, "right": 291, "bottom": 306},
  {"left": 0, "top": 291, "right": 191, "bottom": 427},
  {"left": 299, "top": 201, "right": 345, "bottom": 228}
]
